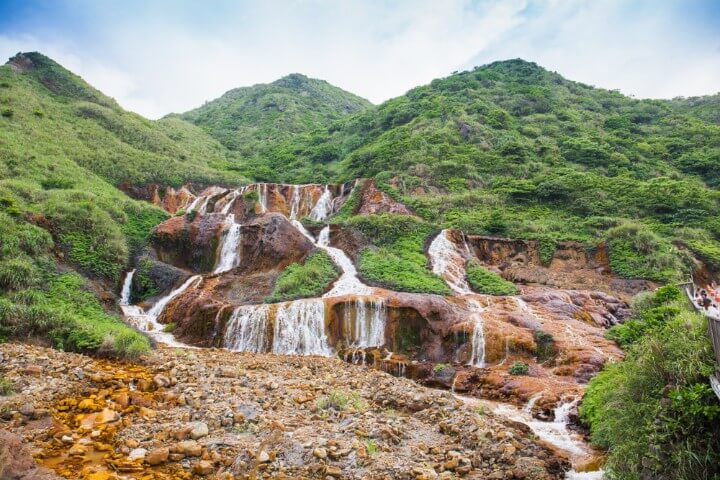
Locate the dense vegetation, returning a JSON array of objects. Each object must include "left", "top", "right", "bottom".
[
  {"left": 466, "top": 262, "right": 519, "bottom": 295},
  {"left": 581, "top": 285, "right": 720, "bottom": 480},
  {"left": 265, "top": 250, "right": 339, "bottom": 303},
  {"left": 341, "top": 214, "right": 451, "bottom": 295}
]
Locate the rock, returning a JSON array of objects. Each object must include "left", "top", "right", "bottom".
[
  {"left": 190, "top": 421, "right": 209, "bottom": 439},
  {"left": 325, "top": 465, "right": 343, "bottom": 477},
  {"left": 193, "top": 460, "right": 214, "bottom": 476},
  {"left": 19, "top": 403, "right": 35, "bottom": 417},
  {"left": 176, "top": 440, "right": 202, "bottom": 457},
  {"left": 128, "top": 448, "right": 147, "bottom": 461},
  {"left": 146, "top": 447, "right": 170, "bottom": 465},
  {"left": 153, "top": 374, "right": 171, "bottom": 388},
  {"left": 0, "top": 430, "right": 61, "bottom": 479},
  {"left": 257, "top": 450, "right": 270, "bottom": 462},
  {"left": 96, "top": 408, "right": 119, "bottom": 424},
  {"left": 313, "top": 447, "right": 328, "bottom": 459}
]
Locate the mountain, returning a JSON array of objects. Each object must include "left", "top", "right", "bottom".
[{"left": 177, "top": 73, "right": 371, "bottom": 178}]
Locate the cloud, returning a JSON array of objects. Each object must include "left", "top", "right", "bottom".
[{"left": 0, "top": 0, "right": 717, "bottom": 119}]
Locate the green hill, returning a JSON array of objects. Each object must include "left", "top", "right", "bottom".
[{"left": 177, "top": 73, "right": 371, "bottom": 180}]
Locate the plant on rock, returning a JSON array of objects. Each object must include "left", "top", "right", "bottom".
[
  {"left": 466, "top": 262, "right": 519, "bottom": 295},
  {"left": 265, "top": 250, "right": 339, "bottom": 303},
  {"left": 509, "top": 361, "right": 529, "bottom": 375}
]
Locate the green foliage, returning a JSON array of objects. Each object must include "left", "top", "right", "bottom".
[
  {"left": 265, "top": 250, "right": 339, "bottom": 303},
  {"left": 133, "top": 259, "right": 160, "bottom": 302},
  {"left": 344, "top": 214, "right": 451, "bottom": 295},
  {"left": 509, "top": 361, "right": 529, "bottom": 375},
  {"left": 433, "top": 363, "right": 448, "bottom": 373},
  {"left": 581, "top": 288, "right": 720, "bottom": 480},
  {"left": 0, "top": 375, "right": 12, "bottom": 396},
  {"left": 121, "top": 202, "right": 169, "bottom": 258},
  {"left": 605, "top": 223, "right": 689, "bottom": 282},
  {"left": 533, "top": 331, "right": 556, "bottom": 362},
  {"left": 316, "top": 388, "right": 368, "bottom": 412},
  {"left": 466, "top": 263, "right": 519, "bottom": 295},
  {"left": 162, "top": 323, "right": 176, "bottom": 333},
  {"left": 0, "top": 256, "right": 40, "bottom": 290},
  {"left": 364, "top": 439, "right": 378, "bottom": 455}
]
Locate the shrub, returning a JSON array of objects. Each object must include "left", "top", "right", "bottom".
[
  {"left": 0, "top": 376, "right": 12, "bottom": 396},
  {"left": 163, "top": 323, "right": 176, "bottom": 333},
  {"left": 359, "top": 248, "right": 451, "bottom": 295},
  {"left": 581, "top": 304, "right": 720, "bottom": 480},
  {"left": 1, "top": 109, "right": 13, "bottom": 118},
  {"left": 317, "top": 388, "right": 368, "bottom": 412},
  {"left": 533, "top": 331, "right": 556, "bottom": 362},
  {"left": 0, "top": 257, "right": 40, "bottom": 290},
  {"left": 265, "top": 250, "right": 339, "bottom": 303},
  {"left": 509, "top": 361, "right": 529, "bottom": 375},
  {"left": 466, "top": 262, "right": 519, "bottom": 295}
]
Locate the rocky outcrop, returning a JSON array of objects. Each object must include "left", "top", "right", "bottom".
[
  {"left": 0, "top": 430, "right": 61, "bottom": 479},
  {"left": 152, "top": 213, "right": 226, "bottom": 272},
  {"left": 356, "top": 179, "right": 412, "bottom": 216}
]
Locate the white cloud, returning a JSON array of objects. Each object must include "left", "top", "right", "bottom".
[{"left": 0, "top": 0, "right": 717, "bottom": 119}]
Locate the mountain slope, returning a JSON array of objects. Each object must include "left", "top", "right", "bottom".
[
  {"left": 177, "top": 73, "right": 371, "bottom": 179},
  {"left": 1, "top": 52, "right": 244, "bottom": 188}
]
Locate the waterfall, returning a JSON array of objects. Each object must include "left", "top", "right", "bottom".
[
  {"left": 428, "top": 229, "right": 471, "bottom": 294},
  {"left": 310, "top": 185, "right": 333, "bottom": 221},
  {"left": 220, "top": 188, "right": 242, "bottom": 214},
  {"left": 224, "top": 304, "right": 270, "bottom": 352},
  {"left": 467, "top": 299, "right": 487, "bottom": 368},
  {"left": 146, "top": 275, "right": 201, "bottom": 320},
  {"left": 289, "top": 185, "right": 301, "bottom": 220},
  {"left": 258, "top": 183, "right": 269, "bottom": 213},
  {"left": 272, "top": 299, "right": 331, "bottom": 356},
  {"left": 214, "top": 214, "right": 242, "bottom": 274},
  {"left": 186, "top": 195, "right": 203, "bottom": 212},
  {"left": 344, "top": 297, "right": 386, "bottom": 347},
  {"left": 317, "top": 226, "right": 372, "bottom": 297},
  {"left": 120, "top": 269, "right": 135, "bottom": 306}
]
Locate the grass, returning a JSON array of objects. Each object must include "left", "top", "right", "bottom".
[
  {"left": 466, "top": 262, "right": 519, "bottom": 295},
  {"left": 0, "top": 376, "right": 13, "bottom": 396},
  {"left": 316, "top": 388, "right": 368, "bottom": 412},
  {"left": 344, "top": 214, "right": 451, "bottom": 295},
  {"left": 265, "top": 250, "right": 339, "bottom": 303}
]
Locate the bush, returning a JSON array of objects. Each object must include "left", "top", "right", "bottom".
[
  {"left": 0, "top": 376, "right": 12, "bottom": 396},
  {"left": 359, "top": 248, "right": 451, "bottom": 295},
  {"left": 466, "top": 262, "right": 519, "bottom": 295},
  {"left": 533, "top": 331, "right": 556, "bottom": 362},
  {"left": 581, "top": 289, "right": 720, "bottom": 480},
  {"left": 509, "top": 361, "right": 529, "bottom": 375},
  {"left": 0, "top": 257, "right": 40, "bottom": 290},
  {"left": 265, "top": 250, "right": 339, "bottom": 303},
  {"left": 606, "top": 223, "right": 688, "bottom": 282}
]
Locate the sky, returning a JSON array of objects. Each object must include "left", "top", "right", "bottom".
[{"left": 0, "top": 0, "right": 718, "bottom": 119}]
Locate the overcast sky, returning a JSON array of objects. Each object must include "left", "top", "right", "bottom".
[{"left": 0, "top": 0, "right": 718, "bottom": 119}]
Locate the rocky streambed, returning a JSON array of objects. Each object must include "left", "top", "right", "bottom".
[{"left": 1, "top": 342, "right": 572, "bottom": 480}]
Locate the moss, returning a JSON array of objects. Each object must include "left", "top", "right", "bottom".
[
  {"left": 265, "top": 250, "right": 339, "bottom": 303},
  {"left": 466, "top": 262, "right": 518, "bottom": 295},
  {"left": 533, "top": 331, "right": 556, "bottom": 362},
  {"left": 509, "top": 361, "right": 529, "bottom": 375}
]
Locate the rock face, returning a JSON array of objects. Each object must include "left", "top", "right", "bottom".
[
  {"left": 0, "top": 342, "right": 571, "bottom": 479},
  {"left": 0, "top": 430, "right": 61, "bottom": 480},
  {"left": 465, "top": 233, "right": 654, "bottom": 301},
  {"left": 356, "top": 179, "right": 412, "bottom": 216}
]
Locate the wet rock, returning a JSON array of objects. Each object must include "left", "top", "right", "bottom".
[
  {"left": 193, "top": 460, "right": 214, "bottom": 476},
  {"left": 176, "top": 440, "right": 202, "bottom": 456},
  {"left": 128, "top": 448, "right": 148, "bottom": 461}
]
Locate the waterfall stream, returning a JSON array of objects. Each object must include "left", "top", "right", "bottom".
[
  {"left": 343, "top": 297, "right": 386, "bottom": 347},
  {"left": 224, "top": 304, "right": 270, "bottom": 352},
  {"left": 214, "top": 214, "right": 242, "bottom": 274},
  {"left": 309, "top": 185, "right": 333, "bottom": 221},
  {"left": 272, "top": 299, "right": 332, "bottom": 356},
  {"left": 317, "top": 226, "right": 373, "bottom": 297},
  {"left": 120, "top": 269, "right": 135, "bottom": 306},
  {"left": 467, "top": 299, "right": 487, "bottom": 368},
  {"left": 428, "top": 229, "right": 471, "bottom": 294}
]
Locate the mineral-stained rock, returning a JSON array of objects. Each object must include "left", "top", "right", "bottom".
[
  {"left": 145, "top": 446, "right": 170, "bottom": 465},
  {"left": 356, "top": 179, "right": 412, "bottom": 216}
]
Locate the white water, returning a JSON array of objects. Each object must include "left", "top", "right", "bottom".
[
  {"left": 186, "top": 195, "right": 203, "bottom": 212},
  {"left": 317, "top": 226, "right": 373, "bottom": 297},
  {"left": 289, "top": 185, "right": 301, "bottom": 220},
  {"left": 258, "top": 183, "right": 269, "bottom": 213},
  {"left": 220, "top": 187, "right": 244, "bottom": 215},
  {"left": 224, "top": 304, "right": 270, "bottom": 352},
  {"left": 344, "top": 297, "right": 386, "bottom": 347},
  {"left": 491, "top": 398, "right": 603, "bottom": 479},
  {"left": 147, "top": 275, "right": 202, "bottom": 320},
  {"left": 310, "top": 185, "right": 333, "bottom": 221},
  {"left": 214, "top": 214, "right": 242, "bottom": 274},
  {"left": 120, "top": 269, "right": 135, "bottom": 305},
  {"left": 467, "top": 299, "right": 487, "bottom": 368},
  {"left": 428, "top": 229, "right": 471, "bottom": 295},
  {"left": 272, "top": 299, "right": 332, "bottom": 356}
]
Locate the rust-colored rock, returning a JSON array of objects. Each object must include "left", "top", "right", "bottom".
[{"left": 356, "top": 179, "right": 412, "bottom": 216}]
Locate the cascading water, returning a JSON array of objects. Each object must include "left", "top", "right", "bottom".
[
  {"left": 428, "top": 229, "right": 471, "bottom": 295},
  {"left": 309, "top": 185, "right": 333, "bottom": 221},
  {"left": 258, "top": 183, "right": 269, "bottom": 213},
  {"left": 272, "top": 299, "right": 332, "bottom": 356},
  {"left": 343, "top": 297, "right": 386, "bottom": 347},
  {"left": 147, "top": 275, "right": 202, "bottom": 320},
  {"left": 317, "top": 226, "right": 373, "bottom": 297},
  {"left": 289, "top": 185, "right": 301, "bottom": 220},
  {"left": 120, "top": 269, "right": 135, "bottom": 306},
  {"left": 467, "top": 299, "right": 487, "bottom": 368},
  {"left": 214, "top": 214, "right": 242, "bottom": 274},
  {"left": 186, "top": 195, "right": 203, "bottom": 212},
  {"left": 220, "top": 186, "right": 246, "bottom": 215},
  {"left": 224, "top": 304, "right": 270, "bottom": 352}
]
